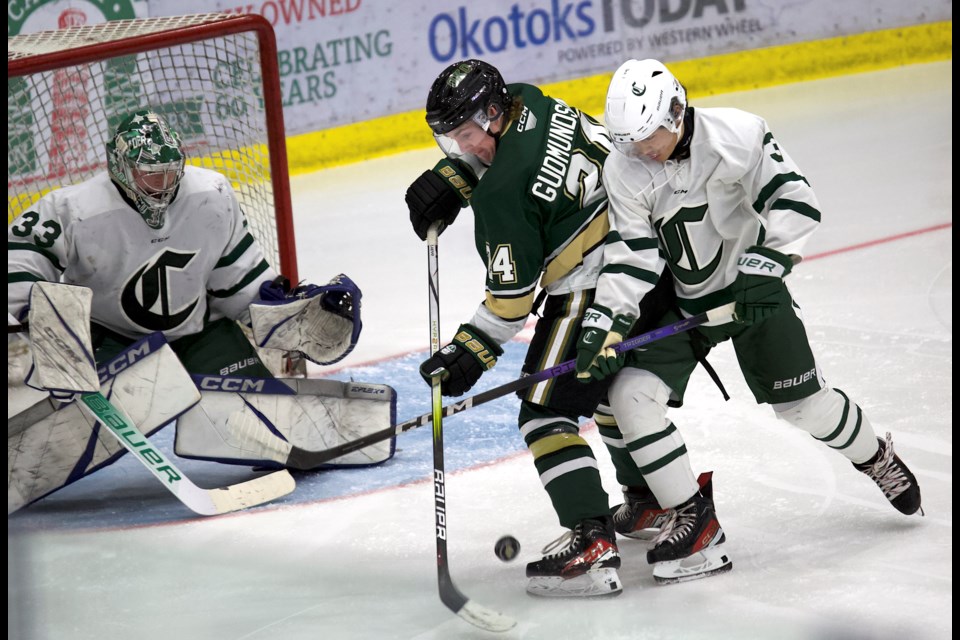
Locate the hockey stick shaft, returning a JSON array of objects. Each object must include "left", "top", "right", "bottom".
[
  {"left": 286, "top": 302, "right": 735, "bottom": 470},
  {"left": 425, "top": 225, "right": 515, "bottom": 633}
]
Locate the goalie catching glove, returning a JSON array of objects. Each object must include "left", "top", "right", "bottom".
[
  {"left": 575, "top": 307, "right": 635, "bottom": 383},
  {"left": 249, "top": 274, "right": 362, "bottom": 365},
  {"left": 732, "top": 245, "right": 794, "bottom": 325},
  {"left": 419, "top": 323, "right": 502, "bottom": 396},
  {"left": 405, "top": 158, "right": 477, "bottom": 241}
]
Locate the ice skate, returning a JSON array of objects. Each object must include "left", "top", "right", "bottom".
[
  {"left": 854, "top": 432, "right": 923, "bottom": 515},
  {"left": 646, "top": 479, "right": 732, "bottom": 585},
  {"left": 526, "top": 517, "right": 622, "bottom": 597},
  {"left": 612, "top": 471, "right": 713, "bottom": 540}
]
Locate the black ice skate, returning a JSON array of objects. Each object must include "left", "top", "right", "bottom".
[
  {"left": 646, "top": 478, "right": 732, "bottom": 585},
  {"left": 853, "top": 432, "right": 923, "bottom": 515},
  {"left": 525, "top": 517, "right": 622, "bottom": 597},
  {"left": 612, "top": 471, "right": 713, "bottom": 540}
]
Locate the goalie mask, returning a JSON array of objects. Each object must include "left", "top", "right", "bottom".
[
  {"left": 107, "top": 109, "right": 186, "bottom": 229},
  {"left": 605, "top": 59, "right": 687, "bottom": 158}
]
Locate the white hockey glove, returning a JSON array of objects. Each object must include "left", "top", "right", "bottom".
[{"left": 249, "top": 274, "right": 362, "bottom": 366}]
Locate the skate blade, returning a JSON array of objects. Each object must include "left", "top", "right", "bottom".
[
  {"left": 526, "top": 568, "right": 623, "bottom": 598},
  {"left": 652, "top": 545, "right": 732, "bottom": 585},
  {"left": 619, "top": 528, "right": 660, "bottom": 541}
]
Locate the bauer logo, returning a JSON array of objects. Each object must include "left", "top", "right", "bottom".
[
  {"left": 427, "top": 2, "right": 595, "bottom": 61},
  {"left": 773, "top": 368, "right": 817, "bottom": 390}
]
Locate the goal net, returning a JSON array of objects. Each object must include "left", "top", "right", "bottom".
[
  {"left": 7, "top": 12, "right": 298, "bottom": 281},
  {"left": 8, "top": 13, "right": 303, "bottom": 378}
]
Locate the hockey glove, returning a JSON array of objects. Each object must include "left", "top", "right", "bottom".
[
  {"left": 405, "top": 159, "right": 476, "bottom": 241},
  {"left": 251, "top": 274, "right": 362, "bottom": 365},
  {"left": 419, "top": 323, "right": 503, "bottom": 396},
  {"left": 732, "top": 245, "right": 794, "bottom": 325},
  {"left": 575, "top": 307, "right": 636, "bottom": 383}
]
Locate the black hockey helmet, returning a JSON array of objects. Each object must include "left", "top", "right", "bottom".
[{"left": 425, "top": 59, "right": 512, "bottom": 135}]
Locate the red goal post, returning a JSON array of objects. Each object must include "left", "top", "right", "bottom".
[{"left": 8, "top": 12, "right": 298, "bottom": 282}]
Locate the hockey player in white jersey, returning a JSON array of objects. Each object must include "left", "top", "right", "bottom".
[
  {"left": 8, "top": 109, "right": 393, "bottom": 514},
  {"left": 575, "top": 59, "right": 922, "bottom": 583}
]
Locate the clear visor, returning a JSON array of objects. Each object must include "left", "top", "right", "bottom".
[
  {"left": 611, "top": 121, "right": 681, "bottom": 160},
  {"left": 127, "top": 160, "right": 184, "bottom": 204},
  {"left": 612, "top": 132, "right": 660, "bottom": 159},
  {"left": 433, "top": 108, "right": 493, "bottom": 161}
]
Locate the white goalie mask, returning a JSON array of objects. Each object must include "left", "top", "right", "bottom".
[{"left": 605, "top": 59, "right": 687, "bottom": 155}]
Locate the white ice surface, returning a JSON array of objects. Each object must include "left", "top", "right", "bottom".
[{"left": 8, "top": 62, "right": 952, "bottom": 640}]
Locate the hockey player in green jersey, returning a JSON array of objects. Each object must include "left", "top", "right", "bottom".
[
  {"left": 404, "top": 59, "right": 710, "bottom": 595},
  {"left": 576, "top": 59, "right": 923, "bottom": 582}
]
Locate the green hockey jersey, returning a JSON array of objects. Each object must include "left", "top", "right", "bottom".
[{"left": 458, "top": 83, "right": 613, "bottom": 345}]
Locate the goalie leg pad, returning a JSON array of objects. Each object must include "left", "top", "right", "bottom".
[
  {"left": 8, "top": 336, "right": 200, "bottom": 514},
  {"left": 174, "top": 376, "right": 396, "bottom": 469}
]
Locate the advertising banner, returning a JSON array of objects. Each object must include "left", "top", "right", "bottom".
[{"left": 10, "top": 0, "right": 951, "bottom": 137}]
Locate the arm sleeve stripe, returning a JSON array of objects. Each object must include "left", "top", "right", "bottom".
[
  {"left": 8, "top": 242, "right": 64, "bottom": 271},
  {"left": 214, "top": 233, "right": 255, "bottom": 269},
  {"left": 208, "top": 259, "right": 270, "bottom": 298},
  {"left": 599, "top": 263, "right": 659, "bottom": 284},
  {"left": 8, "top": 272, "right": 43, "bottom": 284},
  {"left": 623, "top": 237, "right": 659, "bottom": 252},
  {"left": 771, "top": 198, "right": 822, "bottom": 222},
  {"left": 605, "top": 229, "right": 658, "bottom": 252},
  {"left": 752, "top": 172, "right": 811, "bottom": 212}
]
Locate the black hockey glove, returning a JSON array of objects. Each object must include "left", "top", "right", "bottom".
[
  {"left": 405, "top": 159, "right": 476, "bottom": 241},
  {"left": 732, "top": 245, "right": 794, "bottom": 325},
  {"left": 419, "top": 324, "right": 503, "bottom": 396},
  {"left": 575, "top": 307, "right": 635, "bottom": 383}
]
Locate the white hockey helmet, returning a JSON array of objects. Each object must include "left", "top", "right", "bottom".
[{"left": 604, "top": 59, "right": 686, "bottom": 149}]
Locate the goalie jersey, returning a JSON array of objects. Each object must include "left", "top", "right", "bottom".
[
  {"left": 8, "top": 166, "right": 277, "bottom": 339},
  {"left": 466, "top": 83, "right": 613, "bottom": 345},
  {"left": 597, "top": 107, "right": 822, "bottom": 319}
]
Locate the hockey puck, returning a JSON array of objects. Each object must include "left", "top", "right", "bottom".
[{"left": 494, "top": 535, "right": 520, "bottom": 562}]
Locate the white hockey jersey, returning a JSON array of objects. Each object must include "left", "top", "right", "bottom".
[
  {"left": 597, "top": 107, "right": 821, "bottom": 321},
  {"left": 8, "top": 166, "right": 277, "bottom": 339}
]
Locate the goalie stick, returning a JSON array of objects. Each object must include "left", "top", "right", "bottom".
[
  {"left": 79, "top": 394, "right": 296, "bottom": 516},
  {"left": 425, "top": 225, "right": 516, "bottom": 633},
  {"left": 27, "top": 282, "right": 295, "bottom": 516},
  {"left": 286, "top": 301, "right": 736, "bottom": 470}
]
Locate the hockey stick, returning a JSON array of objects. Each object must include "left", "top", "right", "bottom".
[
  {"left": 425, "top": 225, "right": 516, "bottom": 633},
  {"left": 78, "top": 393, "right": 295, "bottom": 515},
  {"left": 286, "top": 302, "right": 736, "bottom": 470},
  {"left": 27, "top": 282, "right": 295, "bottom": 516}
]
